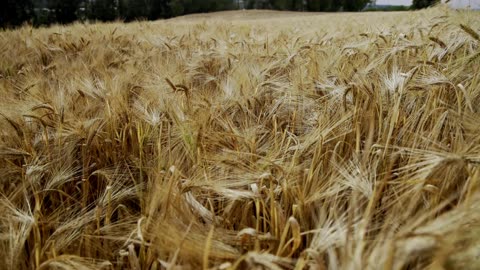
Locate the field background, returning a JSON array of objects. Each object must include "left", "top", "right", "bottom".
[{"left": 1, "top": 7, "right": 480, "bottom": 270}]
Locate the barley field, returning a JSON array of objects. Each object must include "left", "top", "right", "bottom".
[{"left": 1, "top": 6, "right": 480, "bottom": 270}]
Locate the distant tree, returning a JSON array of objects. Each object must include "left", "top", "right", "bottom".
[
  {"left": 189, "top": 0, "right": 208, "bottom": 13},
  {"left": 330, "top": 0, "right": 343, "bottom": 11},
  {"left": 90, "top": 0, "right": 117, "bottom": 21},
  {"left": 289, "top": 0, "right": 304, "bottom": 10},
  {"left": 343, "top": 0, "right": 370, "bottom": 11},
  {"left": 270, "top": 0, "right": 288, "bottom": 10},
  {"left": 166, "top": 0, "right": 233, "bottom": 15},
  {"left": 208, "top": 0, "right": 235, "bottom": 12},
  {"left": 263, "top": 0, "right": 365, "bottom": 11},
  {"left": 0, "top": 0, "right": 34, "bottom": 27},
  {"left": 306, "top": 0, "right": 321, "bottom": 11},
  {"left": 412, "top": 0, "right": 439, "bottom": 9},
  {"left": 246, "top": 0, "right": 271, "bottom": 9},
  {"left": 149, "top": 0, "right": 170, "bottom": 19},
  {"left": 49, "top": 0, "right": 81, "bottom": 23},
  {"left": 119, "top": 0, "right": 147, "bottom": 20},
  {"left": 167, "top": 0, "right": 185, "bottom": 16},
  {"left": 305, "top": 0, "right": 343, "bottom": 11}
]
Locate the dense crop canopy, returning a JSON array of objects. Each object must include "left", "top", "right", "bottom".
[{"left": 1, "top": 7, "right": 480, "bottom": 270}]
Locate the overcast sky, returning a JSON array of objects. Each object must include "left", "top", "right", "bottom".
[{"left": 376, "top": 0, "right": 413, "bottom": 5}]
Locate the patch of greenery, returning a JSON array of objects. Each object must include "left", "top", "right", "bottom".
[{"left": 364, "top": 5, "right": 411, "bottom": 11}]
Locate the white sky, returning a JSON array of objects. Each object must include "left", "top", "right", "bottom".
[{"left": 376, "top": 0, "right": 413, "bottom": 5}]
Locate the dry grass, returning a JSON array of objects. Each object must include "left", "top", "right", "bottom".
[{"left": 1, "top": 6, "right": 480, "bottom": 270}]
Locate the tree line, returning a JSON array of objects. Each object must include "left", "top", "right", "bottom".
[{"left": 1, "top": 0, "right": 439, "bottom": 28}]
